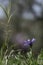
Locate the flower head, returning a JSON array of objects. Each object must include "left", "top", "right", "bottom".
[{"left": 24, "top": 38, "right": 36, "bottom": 47}]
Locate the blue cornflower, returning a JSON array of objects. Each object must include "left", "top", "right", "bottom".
[{"left": 24, "top": 38, "right": 36, "bottom": 47}]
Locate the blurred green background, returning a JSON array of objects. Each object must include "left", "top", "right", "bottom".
[{"left": 0, "top": 0, "right": 43, "bottom": 57}]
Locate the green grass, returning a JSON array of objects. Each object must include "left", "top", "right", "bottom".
[{"left": 0, "top": 49, "right": 43, "bottom": 65}]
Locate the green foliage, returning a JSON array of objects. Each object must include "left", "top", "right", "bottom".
[{"left": 0, "top": 49, "right": 43, "bottom": 65}]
